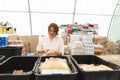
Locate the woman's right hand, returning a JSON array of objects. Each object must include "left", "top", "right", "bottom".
[{"left": 38, "top": 49, "right": 45, "bottom": 54}]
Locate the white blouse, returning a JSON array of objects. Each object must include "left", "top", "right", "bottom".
[{"left": 36, "top": 35, "right": 64, "bottom": 55}]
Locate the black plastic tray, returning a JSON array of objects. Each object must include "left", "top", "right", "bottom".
[
  {"left": 0, "top": 55, "right": 5, "bottom": 63},
  {"left": 34, "top": 56, "right": 78, "bottom": 80},
  {"left": 0, "top": 56, "right": 39, "bottom": 80},
  {"left": 0, "top": 46, "right": 22, "bottom": 60},
  {"left": 71, "top": 55, "right": 120, "bottom": 80}
]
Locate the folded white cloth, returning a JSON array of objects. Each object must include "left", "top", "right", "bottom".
[{"left": 41, "top": 70, "right": 71, "bottom": 74}]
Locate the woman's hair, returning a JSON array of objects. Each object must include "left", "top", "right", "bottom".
[{"left": 48, "top": 23, "right": 59, "bottom": 35}]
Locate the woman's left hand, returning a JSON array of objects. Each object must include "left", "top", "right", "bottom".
[{"left": 46, "top": 50, "right": 55, "bottom": 55}]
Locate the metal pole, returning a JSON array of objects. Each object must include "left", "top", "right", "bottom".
[
  {"left": 28, "top": 0, "right": 32, "bottom": 35},
  {"left": 72, "top": 0, "right": 77, "bottom": 24},
  {"left": 27, "top": 0, "right": 32, "bottom": 52},
  {"left": 107, "top": 0, "right": 120, "bottom": 39}
]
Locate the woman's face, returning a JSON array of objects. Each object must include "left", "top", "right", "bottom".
[{"left": 48, "top": 27, "right": 56, "bottom": 38}]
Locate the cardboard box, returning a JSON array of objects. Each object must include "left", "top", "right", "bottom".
[{"left": 29, "top": 35, "right": 39, "bottom": 53}]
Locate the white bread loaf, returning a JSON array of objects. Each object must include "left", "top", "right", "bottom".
[
  {"left": 39, "top": 57, "right": 71, "bottom": 74},
  {"left": 79, "top": 64, "right": 113, "bottom": 71}
]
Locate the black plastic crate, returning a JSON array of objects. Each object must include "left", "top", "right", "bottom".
[
  {"left": 34, "top": 56, "right": 78, "bottom": 80},
  {"left": 0, "top": 55, "right": 5, "bottom": 63},
  {"left": 0, "top": 46, "right": 22, "bottom": 60},
  {"left": 71, "top": 55, "right": 120, "bottom": 80},
  {"left": 0, "top": 56, "right": 39, "bottom": 80}
]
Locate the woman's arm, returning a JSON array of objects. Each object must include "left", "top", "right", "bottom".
[{"left": 36, "top": 36, "right": 44, "bottom": 54}]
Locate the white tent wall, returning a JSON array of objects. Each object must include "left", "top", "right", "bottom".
[
  {"left": 108, "top": 1, "right": 120, "bottom": 41},
  {"left": 0, "top": 0, "right": 119, "bottom": 39}
]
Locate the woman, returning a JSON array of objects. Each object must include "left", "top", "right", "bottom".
[{"left": 36, "top": 23, "right": 64, "bottom": 56}]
